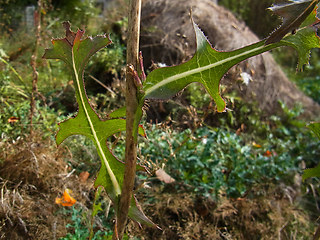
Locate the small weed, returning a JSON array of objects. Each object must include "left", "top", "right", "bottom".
[
  {"left": 59, "top": 206, "right": 112, "bottom": 240},
  {"left": 141, "top": 122, "right": 317, "bottom": 199}
]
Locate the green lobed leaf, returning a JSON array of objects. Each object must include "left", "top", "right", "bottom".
[
  {"left": 143, "top": 13, "right": 320, "bottom": 112},
  {"left": 43, "top": 22, "right": 155, "bottom": 227},
  {"left": 307, "top": 122, "right": 320, "bottom": 139},
  {"left": 107, "top": 106, "right": 147, "bottom": 138},
  {"left": 302, "top": 122, "right": 320, "bottom": 181},
  {"left": 302, "top": 163, "right": 320, "bottom": 181},
  {"left": 92, "top": 187, "right": 104, "bottom": 218},
  {"left": 282, "top": 22, "right": 320, "bottom": 70},
  {"left": 265, "top": 0, "right": 319, "bottom": 45},
  {"left": 108, "top": 106, "right": 126, "bottom": 119}
]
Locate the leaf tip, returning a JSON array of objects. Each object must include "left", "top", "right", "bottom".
[
  {"left": 62, "top": 21, "right": 77, "bottom": 46},
  {"left": 217, "top": 101, "right": 227, "bottom": 113},
  {"left": 192, "top": 19, "right": 212, "bottom": 50}
]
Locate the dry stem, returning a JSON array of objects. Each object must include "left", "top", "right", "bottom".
[
  {"left": 113, "top": 0, "right": 142, "bottom": 239},
  {"left": 29, "top": 0, "right": 42, "bottom": 135}
]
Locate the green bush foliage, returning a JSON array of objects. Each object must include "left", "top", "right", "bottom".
[{"left": 141, "top": 123, "right": 312, "bottom": 198}]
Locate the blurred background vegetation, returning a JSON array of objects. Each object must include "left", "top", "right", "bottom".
[{"left": 0, "top": 0, "right": 320, "bottom": 238}]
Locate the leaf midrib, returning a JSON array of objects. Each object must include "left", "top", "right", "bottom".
[
  {"left": 72, "top": 49, "right": 121, "bottom": 196},
  {"left": 144, "top": 44, "right": 269, "bottom": 97}
]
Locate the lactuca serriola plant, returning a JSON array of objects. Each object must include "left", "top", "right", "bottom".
[
  {"left": 43, "top": 22, "right": 155, "bottom": 227},
  {"left": 43, "top": 0, "right": 320, "bottom": 233}
]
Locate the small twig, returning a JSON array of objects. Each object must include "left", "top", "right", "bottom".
[
  {"left": 138, "top": 51, "right": 146, "bottom": 81},
  {"left": 309, "top": 183, "right": 320, "bottom": 211},
  {"left": 29, "top": 0, "right": 42, "bottom": 135},
  {"left": 28, "top": 149, "right": 39, "bottom": 178},
  {"left": 1, "top": 180, "right": 7, "bottom": 205},
  {"left": 52, "top": 220, "right": 57, "bottom": 240},
  {"left": 278, "top": 221, "right": 288, "bottom": 240},
  {"left": 64, "top": 169, "right": 76, "bottom": 179},
  {"left": 88, "top": 74, "right": 116, "bottom": 96},
  {"left": 0, "top": 58, "right": 29, "bottom": 91},
  {"left": 57, "top": 169, "right": 76, "bottom": 179},
  {"left": 17, "top": 216, "right": 28, "bottom": 234}
]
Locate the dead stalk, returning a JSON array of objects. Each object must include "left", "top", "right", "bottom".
[
  {"left": 29, "top": 0, "right": 42, "bottom": 135},
  {"left": 113, "top": 0, "right": 142, "bottom": 239}
]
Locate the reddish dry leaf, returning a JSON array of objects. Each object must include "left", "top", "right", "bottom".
[
  {"left": 79, "top": 171, "right": 90, "bottom": 182},
  {"left": 155, "top": 169, "right": 175, "bottom": 184}
]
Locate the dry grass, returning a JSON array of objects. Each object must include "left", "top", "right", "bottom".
[
  {"left": 130, "top": 184, "right": 315, "bottom": 240},
  {"left": 0, "top": 134, "right": 316, "bottom": 239},
  {"left": 0, "top": 134, "right": 95, "bottom": 240}
]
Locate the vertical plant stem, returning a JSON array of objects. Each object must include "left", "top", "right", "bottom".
[
  {"left": 314, "top": 224, "right": 320, "bottom": 240},
  {"left": 30, "top": 0, "right": 42, "bottom": 135},
  {"left": 113, "top": 0, "right": 141, "bottom": 239}
]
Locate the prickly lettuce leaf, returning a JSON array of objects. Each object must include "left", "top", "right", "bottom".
[
  {"left": 265, "top": 0, "right": 319, "bottom": 44},
  {"left": 303, "top": 163, "right": 320, "bottom": 181},
  {"left": 143, "top": 14, "right": 320, "bottom": 112},
  {"left": 308, "top": 122, "right": 320, "bottom": 139},
  {"left": 302, "top": 122, "right": 320, "bottom": 181},
  {"left": 43, "top": 22, "right": 154, "bottom": 227}
]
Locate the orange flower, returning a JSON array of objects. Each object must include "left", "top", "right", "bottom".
[
  {"left": 8, "top": 116, "right": 20, "bottom": 123},
  {"left": 55, "top": 189, "right": 76, "bottom": 207},
  {"left": 252, "top": 142, "right": 262, "bottom": 148},
  {"left": 263, "top": 150, "right": 272, "bottom": 157}
]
